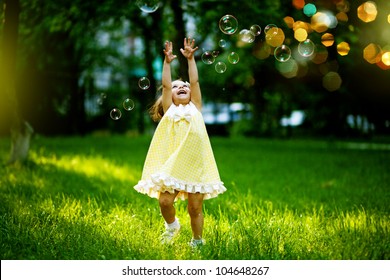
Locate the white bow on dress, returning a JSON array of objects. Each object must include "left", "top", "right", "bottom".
[{"left": 173, "top": 104, "right": 192, "bottom": 122}]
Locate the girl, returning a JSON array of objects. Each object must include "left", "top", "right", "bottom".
[{"left": 134, "top": 38, "right": 226, "bottom": 247}]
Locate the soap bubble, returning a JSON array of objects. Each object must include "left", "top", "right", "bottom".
[
  {"left": 215, "top": 61, "right": 227, "bottom": 73},
  {"left": 138, "top": 77, "right": 150, "bottom": 90},
  {"left": 123, "top": 98, "right": 135, "bottom": 111},
  {"left": 97, "top": 93, "right": 107, "bottom": 105},
  {"left": 136, "top": 0, "right": 160, "bottom": 13},
  {"left": 219, "top": 15, "right": 239, "bottom": 35},
  {"left": 239, "top": 29, "right": 255, "bottom": 43},
  {"left": 250, "top": 24, "right": 262, "bottom": 36},
  {"left": 274, "top": 45, "right": 292, "bottom": 62},
  {"left": 228, "top": 52, "right": 240, "bottom": 64},
  {"left": 110, "top": 108, "right": 122, "bottom": 120},
  {"left": 264, "top": 24, "right": 278, "bottom": 35},
  {"left": 201, "top": 51, "right": 215, "bottom": 64},
  {"left": 219, "top": 39, "right": 227, "bottom": 48},
  {"left": 298, "top": 39, "right": 315, "bottom": 57}
]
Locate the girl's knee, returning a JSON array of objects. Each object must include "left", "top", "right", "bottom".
[
  {"left": 188, "top": 204, "right": 202, "bottom": 217},
  {"left": 187, "top": 197, "right": 203, "bottom": 217},
  {"left": 159, "top": 192, "right": 176, "bottom": 208}
]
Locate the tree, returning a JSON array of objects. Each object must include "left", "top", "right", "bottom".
[{"left": 0, "top": 0, "right": 33, "bottom": 164}]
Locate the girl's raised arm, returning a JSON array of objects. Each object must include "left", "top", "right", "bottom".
[
  {"left": 180, "top": 37, "right": 202, "bottom": 110},
  {"left": 162, "top": 41, "right": 177, "bottom": 112}
]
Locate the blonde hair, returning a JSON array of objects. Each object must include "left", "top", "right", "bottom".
[{"left": 148, "top": 94, "right": 164, "bottom": 122}]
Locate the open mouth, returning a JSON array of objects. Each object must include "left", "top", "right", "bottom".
[{"left": 178, "top": 90, "right": 186, "bottom": 95}]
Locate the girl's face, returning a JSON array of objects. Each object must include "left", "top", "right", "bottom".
[{"left": 172, "top": 80, "right": 190, "bottom": 105}]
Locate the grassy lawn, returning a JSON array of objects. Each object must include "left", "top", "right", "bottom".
[{"left": 0, "top": 135, "right": 389, "bottom": 260}]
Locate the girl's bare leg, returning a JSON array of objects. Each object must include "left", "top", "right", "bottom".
[
  {"left": 159, "top": 191, "right": 179, "bottom": 224},
  {"left": 187, "top": 192, "right": 205, "bottom": 240}
]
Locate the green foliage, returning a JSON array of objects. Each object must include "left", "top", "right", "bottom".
[{"left": 1, "top": 136, "right": 389, "bottom": 260}]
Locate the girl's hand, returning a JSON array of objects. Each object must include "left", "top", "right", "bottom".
[
  {"left": 163, "top": 41, "right": 177, "bottom": 63},
  {"left": 180, "top": 37, "right": 199, "bottom": 59}
]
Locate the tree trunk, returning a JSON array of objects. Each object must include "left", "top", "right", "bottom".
[{"left": 0, "top": 0, "right": 34, "bottom": 164}]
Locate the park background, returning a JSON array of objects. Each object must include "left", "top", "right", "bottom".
[{"left": 0, "top": 0, "right": 389, "bottom": 260}]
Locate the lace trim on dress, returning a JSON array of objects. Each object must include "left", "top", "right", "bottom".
[{"left": 134, "top": 172, "right": 226, "bottom": 201}]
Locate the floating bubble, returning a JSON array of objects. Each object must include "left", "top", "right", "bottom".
[
  {"left": 250, "top": 24, "right": 262, "bottom": 36},
  {"left": 136, "top": 0, "right": 160, "bottom": 13},
  {"left": 239, "top": 29, "right": 255, "bottom": 43},
  {"left": 138, "top": 77, "right": 150, "bottom": 90},
  {"left": 201, "top": 51, "right": 215, "bottom": 64},
  {"left": 219, "top": 39, "right": 227, "bottom": 48},
  {"left": 264, "top": 24, "right": 278, "bottom": 34},
  {"left": 97, "top": 93, "right": 107, "bottom": 105},
  {"left": 215, "top": 61, "right": 227, "bottom": 73},
  {"left": 298, "top": 39, "right": 315, "bottom": 57},
  {"left": 110, "top": 108, "right": 122, "bottom": 120},
  {"left": 219, "top": 15, "right": 239, "bottom": 35},
  {"left": 228, "top": 52, "right": 239, "bottom": 64},
  {"left": 123, "top": 98, "right": 135, "bottom": 111},
  {"left": 274, "top": 45, "right": 292, "bottom": 62},
  {"left": 212, "top": 50, "right": 220, "bottom": 57}
]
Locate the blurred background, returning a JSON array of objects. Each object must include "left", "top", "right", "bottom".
[{"left": 1, "top": 0, "right": 390, "bottom": 139}]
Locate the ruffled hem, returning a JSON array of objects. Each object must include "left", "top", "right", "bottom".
[{"left": 134, "top": 172, "right": 226, "bottom": 201}]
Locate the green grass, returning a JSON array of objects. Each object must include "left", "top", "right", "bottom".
[{"left": 0, "top": 135, "right": 389, "bottom": 260}]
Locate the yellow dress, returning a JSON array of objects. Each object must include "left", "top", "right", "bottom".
[{"left": 134, "top": 102, "right": 226, "bottom": 200}]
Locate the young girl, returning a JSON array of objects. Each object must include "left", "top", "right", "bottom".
[{"left": 134, "top": 38, "right": 226, "bottom": 247}]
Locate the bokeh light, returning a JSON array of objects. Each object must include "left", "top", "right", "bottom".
[
  {"left": 311, "top": 11, "right": 338, "bottom": 33},
  {"left": 253, "top": 41, "right": 271, "bottom": 60},
  {"left": 381, "top": 51, "right": 390, "bottom": 66},
  {"left": 321, "top": 33, "right": 335, "bottom": 47},
  {"left": 136, "top": 0, "right": 160, "bottom": 13},
  {"left": 294, "top": 28, "right": 308, "bottom": 42},
  {"left": 357, "top": 1, "right": 378, "bottom": 23},
  {"left": 311, "top": 44, "right": 328, "bottom": 64},
  {"left": 336, "top": 12, "right": 349, "bottom": 23},
  {"left": 303, "top": 3, "right": 317, "bottom": 17},
  {"left": 138, "top": 77, "right": 150, "bottom": 90},
  {"left": 292, "top": 0, "right": 305, "bottom": 10},
  {"left": 110, "top": 108, "right": 122, "bottom": 120},
  {"left": 337, "top": 42, "right": 350, "bottom": 56},
  {"left": 336, "top": 0, "right": 350, "bottom": 13},
  {"left": 219, "top": 15, "right": 239, "bottom": 35},
  {"left": 363, "top": 43, "right": 382, "bottom": 64},
  {"left": 266, "top": 27, "right": 285, "bottom": 47},
  {"left": 284, "top": 16, "right": 295, "bottom": 28},
  {"left": 276, "top": 58, "right": 299, "bottom": 78},
  {"left": 322, "top": 71, "right": 342, "bottom": 92}
]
